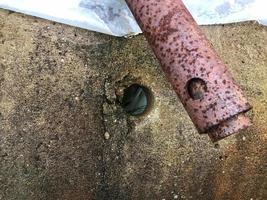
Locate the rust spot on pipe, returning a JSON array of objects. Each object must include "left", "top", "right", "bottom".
[{"left": 126, "top": 0, "right": 252, "bottom": 142}]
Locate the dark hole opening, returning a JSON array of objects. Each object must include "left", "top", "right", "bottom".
[
  {"left": 187, "top": 78, "right": 207, "bottom": 100},
  {"left": 121, "top": 84, "right": 152, "bottom": 116}
]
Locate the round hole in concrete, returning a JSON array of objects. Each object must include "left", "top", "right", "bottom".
[
  {"left": 122, "top": 84, "right": 152, "bottom": 116},
  {"left": 187, "top": 78, "right": 207, "bottom": 100}
]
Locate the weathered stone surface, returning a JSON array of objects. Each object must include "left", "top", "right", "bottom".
[{"left": 0, "top": 9, "right": 266, "bottom": 200}]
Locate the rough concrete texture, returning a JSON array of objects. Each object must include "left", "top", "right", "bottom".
[{"left": 0, "top": 9, "right": 266, "bottom": 200}]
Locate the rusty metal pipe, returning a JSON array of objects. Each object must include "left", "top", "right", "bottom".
[{"left": 126, "top": 0, "right": 252, "bottom": 142}]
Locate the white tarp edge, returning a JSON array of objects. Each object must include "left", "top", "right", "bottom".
[{"left": 0, "top": 0, "right": 266, "bottom": 37}]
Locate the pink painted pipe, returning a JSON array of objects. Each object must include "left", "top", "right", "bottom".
[{"left": 126, "top": 0, "right": 252, "bottom": 141}]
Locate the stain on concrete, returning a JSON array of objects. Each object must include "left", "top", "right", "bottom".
[{"left": 0, "top": 9, "right": 266, "bottom": 200}]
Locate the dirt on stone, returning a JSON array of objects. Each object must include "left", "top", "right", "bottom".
[{"left": 0, "top": 9, "right": 267, "bottom": 200}]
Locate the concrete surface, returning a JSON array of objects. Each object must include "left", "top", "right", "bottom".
[{"left": 0, "top": 9, "right": 266, "bottom": 200}]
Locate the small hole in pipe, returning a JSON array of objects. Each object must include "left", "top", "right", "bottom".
[
  {"left": 121, "top": 84, "right": 152, "bottom": 116},
  {"left": 187, "top": 78, "right": 207, "bottom": 100}
]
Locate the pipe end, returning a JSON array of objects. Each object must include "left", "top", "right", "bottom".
[{"left": 208, "top": 113, "right": 251, "bottom": 142}]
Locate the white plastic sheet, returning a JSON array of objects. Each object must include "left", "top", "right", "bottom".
[{"left": 0, "top": 0, "right": 266, "bottom": 37}]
